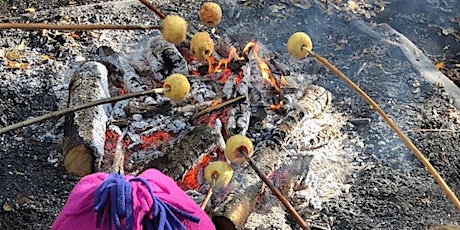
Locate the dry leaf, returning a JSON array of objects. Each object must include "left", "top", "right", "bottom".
[
  {"left": 25, "top": 8, "right": 35, "bottom": 13},
  {"left": 6, "top": 60, "right": 29, "bottom": 69},
  {"left": 442, "top": 27, "right": 457, "bottom": 36},
  {"left": 2, "top": 203, "right": 12, "bottom": 212},
  {"left": 40, "top": 54, "right": 53, "bottom": 61},
  {"left": 15, "top": 41, "right": 27, "bottom": 51},
  {"left": 435, "top": 62, "right": 444, "bottom": 70},
  {"left": 347, "top": 0, "right": 359, "bottom": 10},
  {"left": 5, "top": 51, "right": 22, "bottom": 61}
]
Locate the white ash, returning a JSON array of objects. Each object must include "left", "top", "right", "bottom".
[
  {"left": 245, "top": 112, "right": 355, "bottom": 230},
  {"left": 188, "top": 80, "right": 217, "bottom": 103},
  {"left": 143, "top": 96, "right": 157, "bottom": 105},
  {"left": 111, "top": 100, "right": 129, "bottom": 119}
]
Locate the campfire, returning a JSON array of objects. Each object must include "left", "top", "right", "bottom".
[{"left": 61, "top": 26, "right": 333, "bottom": 228}]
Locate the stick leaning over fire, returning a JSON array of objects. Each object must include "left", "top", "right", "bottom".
[
  {"left": 0, "top": 23, "right": 162, "bottom": 31},
  {"left": 0, "top": 73, "right": 189, "bottom": 136},
  {"left": 287, "top": 32, "right": 460, "bottom": 211}
]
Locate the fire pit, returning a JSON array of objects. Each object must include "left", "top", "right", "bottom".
[
  {"left": 61, "top": 27, "right": 341, "bottom": 227},
  {"left": 1, "top": 0, "right": 460, "bottom": 229}
]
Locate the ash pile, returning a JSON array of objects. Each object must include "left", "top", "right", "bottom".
[{"left": 62, "top": 21, "right": 352, "bottom": 230}]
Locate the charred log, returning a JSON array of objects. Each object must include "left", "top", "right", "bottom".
[
  {"left": 272, "top": 85, "right": 332, "bottom": 146},
  {"left": 97, "top": 46, "right": 148, "bottom": 93},
  {"left": 128, "top": 33, "right": 188, "bottom": 81},
  {"left": 62, "top": 62, "right": 111, "bottom": 176},
  {"left": 140, "top": 124, "right": 225, "bottom": 181},
  {"left": 211, "top": 85, "right": 331, "bottom": 228}
]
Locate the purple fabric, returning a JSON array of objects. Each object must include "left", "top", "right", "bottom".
[{"left": 51, "top": 169, "right": 215, "bottom": 230}]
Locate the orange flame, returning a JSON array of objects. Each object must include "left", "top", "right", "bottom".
[
  {"left": 207, "top": 46, "right": 245, "bottom": 74},
  {"left": 243, "top": 41, "right": 281, "bottom": 91}
]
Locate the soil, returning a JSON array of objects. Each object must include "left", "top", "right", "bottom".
[{"left": 0, "top": 0, "right": 459, "bottom": 230}]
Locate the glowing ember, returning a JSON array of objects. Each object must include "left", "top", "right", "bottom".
[
  {"left": 140, "top": 131, "right": 175, "bottom": 150},
  {"left": 178, "top": 154, "right": 212, "bottom": 190},
  {"left": 194, "top": 107, "right": 232, "bottom": 129}
]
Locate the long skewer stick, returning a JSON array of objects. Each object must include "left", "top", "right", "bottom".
[
  {"left": 0, "top": 23, "right": 161, "bottom": 30},
  {"left": 200, "top": 175, "right": 217, "bottom": 209},
  {"left": 241, "top": 151, "right": 311, "bottom": 230},
  {"left": 138, "top": 0, "right": 166, "bottom": 19},
  {"left": 305, "top": 47, "right": 460, "bottom": 211},
  {"left": 0, "top": 87, "right": 168, "bottom": 135}
]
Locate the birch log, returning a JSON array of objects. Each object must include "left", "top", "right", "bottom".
[{"left": 62, "top": 62, "right": 111, "bottom": 176}]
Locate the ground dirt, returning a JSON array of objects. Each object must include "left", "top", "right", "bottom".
[{"left": 0, "top": 0, "right": 459, "bottom": 230}]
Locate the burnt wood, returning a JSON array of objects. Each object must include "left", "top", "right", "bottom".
[
  {"left": 211, "top": 85, "right": 332, "bottom": 228},
  {"left": 62, "top": 62, "right": 111, "bottom": 176},
  {"left": 140, "top": 124, "right": 224, "bottom": 181}
]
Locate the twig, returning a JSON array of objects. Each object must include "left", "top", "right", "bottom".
[
  {"left": 305, "top": 48, "right": 460, "bottom": 211},
  {"left": 191, "top": 95, "right": 246, "bottom": 121},
  {"left": 111, "top": 128, "right": 127, "bottom": 174},
  {"left": 0, "top": 88, "right": 168, "bottom": 135},
  {"left": 241, "top": 151, "right": 310, "bottom": 230},
  {"left": 0, "top": 23, "right": 161, "bottom": 30},
  {"left": 138, "top": 0, "right": 166, "bottom": 19}
]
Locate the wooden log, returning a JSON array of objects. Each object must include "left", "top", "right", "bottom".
[
  {"left": 140, "top": 124, "right": 225, "bottom": 181},
  {"left": 211, "top": 85, "right": 332, "bottom": 229},
  {"left": 128, "top": 33, "right": 188, "bottom": 81},
  {"left": 62, "top": 62, "right": 111, "bottom": 176}
]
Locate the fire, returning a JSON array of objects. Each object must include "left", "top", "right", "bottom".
[
  {"left": 207, "top": 46, "right": 245, "bottom": 73},
  {"left": 243, "top": 41, "right": 282, "bottom": 91},
  {"left": 201, "top": 41, "right": 287, "bottom": 110}
]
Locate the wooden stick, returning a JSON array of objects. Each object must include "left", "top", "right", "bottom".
[
  {"left": 200, "top": 175, "right": 216, "bottom": 209},
  {"left": 305, "top": 48, "right": 460, "bottom": 211},
  {"left": 111, "top": 128, "right": 127, "bottom": 174},
  {"left": 138, "top": 0, "right": 166, "bottom": 19},
  {"left": 0, "top": 23, "right": 161, "bottom": 30},
  {"left": 191, "top": 95, "right": 246, "bottom": 121},
  {"left": 241, "top": 151, "right": 310, "bottom": 230},
  {"left": 0, "top": 87, "right": 168, "bottom": 135}
]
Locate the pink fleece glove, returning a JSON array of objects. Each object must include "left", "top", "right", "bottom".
[{"left": 51, "top": 169, "right": 215, "bottom": 230}]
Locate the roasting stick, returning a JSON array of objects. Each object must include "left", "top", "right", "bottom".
[
  {"left": 296, "top": 43, "right": 460, "bottom": 211},
  {"left": 0, "top": 23, "right": 161, "bottom": 30},
  {"left": 240, "top": 150, "right": 310, "bottom": 230},
  {"left": 200, "top": 174, "right": 217, "bottom": 209},
  {"left": 0, "top": 87, "right": 169, "bottom": 135},
  {"left": 191, "top": 95, "right": 246, "bottom": 121},
  {"left": 138, "top": 0, "right": 166, "bottom": 19}
]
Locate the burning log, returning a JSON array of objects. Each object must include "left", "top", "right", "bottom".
[
  {"left": 211, "top": 86, "right": 331, "bottom": 229},
  {"left": 211, "top": 140, "right": 279, "bottom": 229},
  {"left": 140, "top": 124, "right": 225, "bottom": 183},
  {"left": 62, "top": 62, "right": 111, "bottom": 176},
  {"left": 210, "top": 85, "right": 332, "bottom": 229}
]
